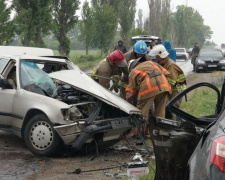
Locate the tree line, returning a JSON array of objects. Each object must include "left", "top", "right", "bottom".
[{"left": 0, "top": 0, "right": 213, "bottom": 56}]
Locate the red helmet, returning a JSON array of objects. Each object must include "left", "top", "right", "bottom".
[{"left": 108, "top": 50, "right": 127, "bottom": 67}]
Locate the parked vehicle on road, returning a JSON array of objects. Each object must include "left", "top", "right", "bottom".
[
  {"left": 150, "top": 81, "right": 225, "bottom": 180},
  {"left": 195, "top": 48, "right": 225, "bottom": 73},
  {"left": 174, "top": 48, "right": 189, "bottom": 61},
  {"left": 131, "top": 35, "right": 161, "bottom": 47},
  {"left": 0, "top": 52, "right": 142, "bottom": 156},
  {"left": 187, "top": 47, "right": 193, "bottom": 57}
]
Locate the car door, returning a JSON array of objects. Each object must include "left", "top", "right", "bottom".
[
  {"left": 149, "top": 82, "right": 223, "bottom": 180},
  {"left": 0, "top": 58, "right": 17, "bottom": 129}
]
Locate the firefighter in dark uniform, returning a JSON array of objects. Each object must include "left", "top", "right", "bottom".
[{"left": 91, "top": 50, "right": 127, "bottom": 93}]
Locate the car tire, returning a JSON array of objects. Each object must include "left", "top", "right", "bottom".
[
  {"left": 195, "top": 66, "right": 200, "bottom": 73},
  {"left": 24, "top": 114, "right": 63, "bottom": 156}
]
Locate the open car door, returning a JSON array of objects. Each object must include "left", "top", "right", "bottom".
[{"left": 149, "top": 82, "right": 225, "bottom": 180}]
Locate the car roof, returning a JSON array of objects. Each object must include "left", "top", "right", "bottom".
[
  {"left": 0, "top": 54, "right": 68, "bottom": 63},
  {"left": 0, "top": 46, "right": 54, "bottom": 56}
]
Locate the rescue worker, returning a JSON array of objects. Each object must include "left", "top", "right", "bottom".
[
  {"left": 124, "top": 40, "right": 151, "bottom": 64},
  {"left": 150, "top": 44, "right": 187, "bottom": 120},
  {"left": 191, "top": 43, "right": 200, "bottom": 71},
  {"left": 114, "top": 40, "right": 127, "bottom": 54},
  {"left": 91, "top": 50, "right": 127, "bottom": 92},
  {"left": 119, "top": 41, "right": 152, "bottom": 98},
  {"left": 126, "top": 59, "right": 171, "bottom": 121}
]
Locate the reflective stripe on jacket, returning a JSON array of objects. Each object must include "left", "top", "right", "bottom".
[
  {"left": 159, "top": 57, "right": 187, "bottom": 92},
  {"left": 126, "top": 61, "right": 171, "bottom": 102}
]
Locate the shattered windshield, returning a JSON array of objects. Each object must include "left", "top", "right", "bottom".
[{"left": 20, "top": 60, "right": 57, "bottom": 97}]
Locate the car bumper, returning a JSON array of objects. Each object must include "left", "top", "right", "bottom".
[
  {"left": 196, "top": 63, "right": 225, "bottom": 71},
  {"left": 54, "top": 117, "right": 134, "bottom": 145},
  {"left": 176, "top": 55, "right": 188, "bottom": 60},
  {"left": 189, "top": 164, "right": 225, "bottom": 180}
]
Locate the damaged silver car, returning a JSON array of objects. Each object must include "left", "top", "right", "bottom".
[{"left": 0, "top": 55, "right": 142, "bottom": 156}]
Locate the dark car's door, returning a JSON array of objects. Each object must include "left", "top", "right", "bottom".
[{"left": 150, "top": 82, "right": 223, "bottom": 180}]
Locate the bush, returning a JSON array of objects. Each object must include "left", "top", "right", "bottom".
[{"left": 76, "top": 55, "right": 96, "bottom": 63}]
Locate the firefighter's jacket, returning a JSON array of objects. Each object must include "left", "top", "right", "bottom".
[
  {"left": 126, "top": 61, "right": 171, "bottom": 103},
  {"left": 122, "top": 51, "right": 152, "bottom": 88},
  {"left": 91, "top": 58, "right": 122, "bottom": 89},
  {"left": 158, "top": 57, "right": 187, "bottom": 92}
]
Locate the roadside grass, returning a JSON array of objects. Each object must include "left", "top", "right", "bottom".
[
  {"left": 180, "top": 87, "right": 219, "bottom": 117},
  {"left": 53, "top": 49, "right": 103, "bottom": 70}
]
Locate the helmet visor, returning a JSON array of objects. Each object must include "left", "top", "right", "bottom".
[{"left": 114, "top": 58, "right": 127, "bottom": 67}]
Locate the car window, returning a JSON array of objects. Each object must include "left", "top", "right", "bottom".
[
  {"left": 20, "top": 60, "right": 57, "bottom": 97},
  {"left": 199, "top": 50, "right": 223, "bottom": 58},
  {"left": 167, "top": 83, "right": 221, "bottom": 126},
  {"left": 0, "top": 58, "right": 11, "bottom": 74},
  {"left": 175, "top": 49, "right": 185, "bottom": 52}
]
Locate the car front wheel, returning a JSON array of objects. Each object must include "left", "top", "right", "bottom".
[{"left": 24, "top": 114, "right": 63, "bottom": 156}]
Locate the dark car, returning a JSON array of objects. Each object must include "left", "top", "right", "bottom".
[
  {"left": 149, "top": 81, "right": 225, "bottom": 180},
  {"left": 195, "top": 48, "right": 225, "bottom": 72}
]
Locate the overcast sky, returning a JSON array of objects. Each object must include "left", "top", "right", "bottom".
[{"left": 136, "top": 0, "right": 225, "bottom": 46}]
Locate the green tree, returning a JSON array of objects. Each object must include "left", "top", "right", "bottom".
[
  {"left": 0, "top": 0, "right": 15, "bottom": 44},
  {"left": 79, "top": 1, "right": 95, "bottom": 55},
  {"left": 172, "top": 5, "right": 212, "bottom": 47},
  {"left": 117, "top": 0, "right": 136, "bottom": 47},
  {"left": 52, "top": 0, "right": 79, "bottom": 56},
  {"left": 13, "top": 0, "right": 52, "bottom": 47},
  {"left": 159, "top": 0, "right": 171, "bottom": 40},
  {"left": 136, "top": 9, "right": 143, "bottom": 29},
  {"left": 92, "top": 3, "right": 117, "bottom": 55}
]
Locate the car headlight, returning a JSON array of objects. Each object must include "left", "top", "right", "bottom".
[
  {"left": 197, "top": 59, "right": 205, "bottom": 64},
  {"left": 61, "top": 106, "right": 83, "bottom": 121},
  {"left": 219, "top": 60, "right": 225, "bottom": 64}
]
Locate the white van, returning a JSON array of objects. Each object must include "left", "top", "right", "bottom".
[{"left": 0, "top": 46, "right": 54, "bottom": 56}]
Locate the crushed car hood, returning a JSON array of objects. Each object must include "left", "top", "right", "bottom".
[{"left": 49, "top": 70, "right": 141, "bottom": 115}]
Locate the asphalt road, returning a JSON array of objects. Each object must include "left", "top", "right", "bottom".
[{"left": 175, "top": 59, "right": 193, "bottom": 76}]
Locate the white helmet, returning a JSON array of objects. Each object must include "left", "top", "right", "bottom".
[{"left": 151, "top": 44, "right": 169, "bottom": 58}]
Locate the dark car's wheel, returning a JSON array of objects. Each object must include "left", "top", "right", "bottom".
[{"left": 24, "top": 114, "right": 63, "bottom": 156}]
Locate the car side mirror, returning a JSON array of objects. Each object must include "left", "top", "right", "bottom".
[{"left": 0, "top": 79, "right": 13, "bottom": 89}]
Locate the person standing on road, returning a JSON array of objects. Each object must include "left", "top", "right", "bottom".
[
  {"left": 126, "top": 59, "right": 171, "bottom": 121},
  {"left": 191, "top": 43, "right": 200, "bottom": 71},
  {"left": 91, "top": 50, "right": 127, "bottom": 93},
  {"left": 151, "top": 44, "right": 187, "bottom": 120},
  {"left": 114, "top": 40, "right": 127, "bottom": 54},
  {"left": 162, "top": 40, "right": 176, "bottom": 62}
]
